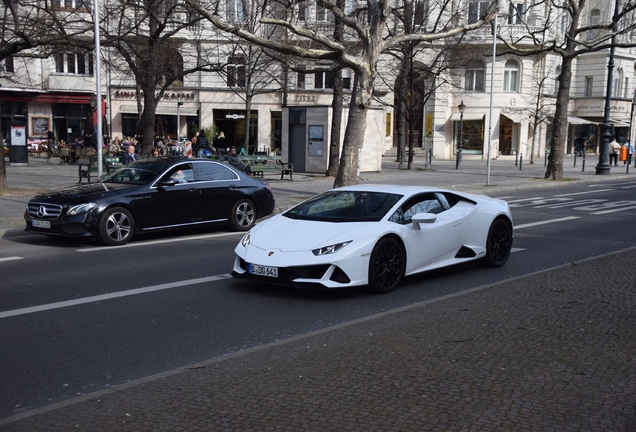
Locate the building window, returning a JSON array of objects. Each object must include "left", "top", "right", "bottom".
[
  {"left": 584, "top": 76, "right": 593, "bottom": 97},
  {"left": 316, "top": 0, "right": 330, "bottom": 22},
  {"left": 157, "top": 0, "right": 176, "bottom": 16},
  {"left": 613, "top": 69, "right": 622, "bottom": 98},
  {"left": 342, "top": 69, "right": 352, "bottom": 90},
  {"left": 315, "top": 69, "right": 334, "bottom": 89},
  {"left": 58, "top": 0, "right": 88, "bottom": 9},
  {"left": 226, "top": 0, "right": 246, "bottom": 22},
  {"left": 508, "top": 2, "right": 525, "bottom": 24},
  {"left": 464, "top": 60, "right": 485, "bottom": 92},
  {"left": 53, "top": 52, "right": 93, "bottom": 75},
  {"left": 227, "top": 56, "right": 245, "bottom": 87},
  {"left": 554, "top": 66, "right": 561, "bottom": 95},
  {"left": 386, "top": 113, "right": 392, "bottom": 137},
  {"left": 503, "top": 59, "right": 519, "bottom": 92},
  {"left": 2, "top": 57, "right": 14, "bottom": 73},
  {"left": 298, "top": 2, "right": 306, "bottom": 20},
  {"left": 413, "top": 0, "right": 428, "bottom": 26},
  {"left": 560, "top": 13, "right": 569, "bottom": 37},
  {"left": 297, "top": 72, "right": 305, "bottom": 89},
  {"left": 468, "top": 1, "right": 490, "bottom": 24},
  {"left": 587, "top": 9, "right": 600, "bottom": 40}
]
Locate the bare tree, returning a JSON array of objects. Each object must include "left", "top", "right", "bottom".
[
  {"left": 91, "top": 0, "right": 222, "bottom": 155},
  {"left": 185, "top": 0, "right": 497, "bottom": 187},
  {"left": 500, "top": 0, "right": 636, "bottom": 179}
]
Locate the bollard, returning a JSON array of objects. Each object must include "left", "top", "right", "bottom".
[
  {"left": 455, "top": 149, "right": 462, "bottom": 170},
  {"left": 515, "top": 152, "right": 518, "bottom": 167},
  {"left": 573, "top": 153, "right": 577, "bottom": 168},
  {"left": 519, "top": 154, "right": 523, "bottom": 170},
  {"left": 544, "top": 151, "right": 548, "bottom": 167},
  {"left": 582, "top": 152, "right": 585, "bottom": 172},
  {"left": 428, "top": 149, "right": 432, "bottom": 166}
]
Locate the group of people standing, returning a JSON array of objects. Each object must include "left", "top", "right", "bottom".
[
  {"left": 194, "top": 130, "right": 228, "bottom": 158},
  {"left": 609, "top": 137, "right": 635, "bottom": 167}
]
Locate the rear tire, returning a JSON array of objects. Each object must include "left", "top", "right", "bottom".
[
  {"left": 97, "top": 207, "right": 134, "bottom": 246},
  {"left": 230, "top": 199, "right": 256, "bottom": 231},
  {"left": 368, "top": 237, "right": 405, "bottom": 293},
  {"left": 480, "top": 218, "right": 512, "bottom": 267}
]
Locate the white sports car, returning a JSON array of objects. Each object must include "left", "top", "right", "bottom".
[{"left": 232, "top": 185, "right": 513, "bottom": 293}]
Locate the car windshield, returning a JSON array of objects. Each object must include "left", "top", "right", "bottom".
[
  {"left": 99, "top": 161, "right": 167, "bottom": 185},
  {"left": 284, "top": 190, "right": 403, "bottom": 222}
]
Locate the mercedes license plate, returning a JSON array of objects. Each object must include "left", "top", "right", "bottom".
[
  {"left": 248, "top": 263, "right": 278, "bottom": 278},
  {"left": 32, "top": 220, "right": 51, "bottom": 229}
]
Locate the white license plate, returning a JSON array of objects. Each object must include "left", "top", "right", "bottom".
[
  {"left": 32, "top": 220, "right": 51, "bottom": 229},
  {"left": 248, "top": 263, "right": 278, "bottom": 278}
]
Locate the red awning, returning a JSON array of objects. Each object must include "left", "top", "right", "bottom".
[{"left": 31, "top": 94, "right": 94, "bottom": 104}]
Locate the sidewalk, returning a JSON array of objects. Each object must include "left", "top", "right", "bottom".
[{"left": 1, "top": 154, "right": 635, "bottom": 430}]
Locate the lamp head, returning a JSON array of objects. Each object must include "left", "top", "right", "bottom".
[{"left": 458, "top": 100, "right": 466, "bottom": 113}]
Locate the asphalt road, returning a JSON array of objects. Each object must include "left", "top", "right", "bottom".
[{"left": 1, "top": 178, "right": 636, "bottom": 420}]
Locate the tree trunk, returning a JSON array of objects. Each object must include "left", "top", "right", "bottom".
[
  {"left": 334, "top": 74, "right": 370, "bottom": 188},
  {"left": 545, "top": 56, "right": 573, "bottom": 180},
  {"left": 327, "top": 73, "right": 343, "bottom": 177},
  {"left": 142, "top": 88, "right": 157, "bottom": 156}
]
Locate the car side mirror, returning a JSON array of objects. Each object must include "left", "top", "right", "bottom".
[{"left": 412, "top": 213, "right": 437, "bottom": 230}]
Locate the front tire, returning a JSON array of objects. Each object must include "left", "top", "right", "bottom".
[
  {"left": 368, "top": 237, "right": 405, "bottom": 293},
  {"left": 230, "top": 199, "right": 256, "bottom": 231},
  {"left": 97, "top": 207, "right": 135, "bottom": 246},
  {"left": 481, "top": 218, "right": 513, "bottom": 267}
]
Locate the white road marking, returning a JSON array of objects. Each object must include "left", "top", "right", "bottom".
[
  {"left": 510, "top": 248, "right": 525, "bottom": 253},
  {"left": 591, "top": 205, "right": 636, "bottom": 215},
  {"left": 620, "top": 185, "right": 636, "bottom": 189},
  {"left": 506, "top": 197, "right": 544, "bottom": 203},
  {"left": 554, "top": 189, "right": 612, "bottom": 197},
  {"left": 0, "top": 273, "right": 233, "bottom": 320},
  {"left": 514, "top": 216, "right": 580, "bottom": 230},
  {"left": 76, "top": 231, "right": 243, "bottom": 252},
  {"left": 0, "top": 257, "right": 24, "bottom": 263}
]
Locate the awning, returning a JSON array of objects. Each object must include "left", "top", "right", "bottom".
[
  {"left": 567, "top": 115, "right": 597, "bottom": 125},
  {"left": 450, "top": 112, "right": 485, "bottom": 121},
  {"left": 501, "top": 112, "right": 524, "bottom": 123},
  {"left": 610, "top": 118, "right": 630, "bottom": 127},
  {"left": 119, "top": 105, "right": 199, "bottom": 116}
]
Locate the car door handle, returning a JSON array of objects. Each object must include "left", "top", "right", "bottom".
[{"left": 187, "top": 187, "right": 198, "bottom": 192}]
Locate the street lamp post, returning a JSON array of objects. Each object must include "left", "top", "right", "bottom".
[
  {"left": 177, "top": 101, "right": 183, "bottom": 145},
  {"left": 596, "top": 0, "right": 620, "bottom": 175},
  {"left": 456, "top": 100, "right": 465, "bottom": 170}
]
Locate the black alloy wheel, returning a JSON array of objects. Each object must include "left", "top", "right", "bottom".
[
  {"left": 481, "top": 218, "right": 513, "bottom": 267},
  {"left": 368, "top": 236, "right": 406, "bottom": 293}
]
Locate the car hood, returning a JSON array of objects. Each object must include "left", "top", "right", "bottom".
[
  {"left": 250, "top": 214, "right": 375, "bottom": 252},
  {"left": 32, "top": 183, "right": 138, "bottom": 202}
]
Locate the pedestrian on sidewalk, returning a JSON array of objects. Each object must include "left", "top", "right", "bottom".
[
  {"left": 610, "top": 137, "right": 621, "bottom": 166},
  {"left": 624, "top": 140, "right": 634, "bottom": 166}
]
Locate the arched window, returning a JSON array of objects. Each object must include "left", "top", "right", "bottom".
[
  {"left": 588, "top": 9, "right": 600, "bottom": 40},
  {"left": 613, "top": 68, "right": 623, "bottom": 98},
  {"left": 503, "top": 59, "right": 519, "bottom": 92},
  {"left": 464, "top": 60, "right": 485, "bottom": 92}
]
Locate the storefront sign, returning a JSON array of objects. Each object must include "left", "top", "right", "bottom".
[{"left": 112, "top": 90, "right": 196, "bottom": 101}]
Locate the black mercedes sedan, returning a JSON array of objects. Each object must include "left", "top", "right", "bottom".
[{"left": 24, "top": 157, "right": 275, "bottom": 246}]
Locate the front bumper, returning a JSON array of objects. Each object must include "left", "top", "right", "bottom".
[
  {"left": 232, "top": 243, "right": 371, "bottom": 289},
  {"left": 24, "top": 208, "right": 100, "bottom": 238}
]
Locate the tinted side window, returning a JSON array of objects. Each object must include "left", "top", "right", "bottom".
[
  {"left": 389, "top": 193, "right": 445, "bottom": 225},
  {"left": 194, "top": 162, "right": 239, "bottom": 181}
]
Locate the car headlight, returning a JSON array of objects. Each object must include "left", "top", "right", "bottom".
[
  {"left": 312, "top": 241, "right": 351, "bottom": 256},
  {"left": 67, "top": 203, "right": 97, "bottom": 216},
  {"left": 241, "top": 231, "right": 251, "bottom": 247}
]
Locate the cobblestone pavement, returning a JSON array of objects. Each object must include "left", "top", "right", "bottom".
[
  {"left": 1, "top": 155, "right": 635, "bottom": 430},
  {"left": 1, "top": 251, "right": 635, "bottom": 431}
]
